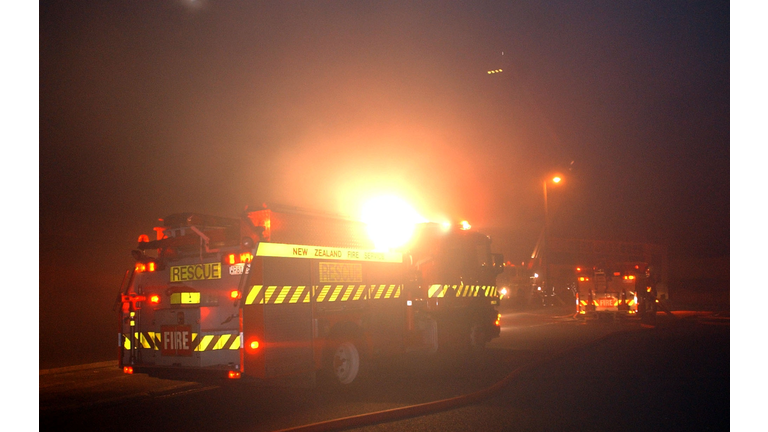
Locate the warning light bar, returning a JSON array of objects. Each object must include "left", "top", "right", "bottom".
[
  {"left": 134, "top": 261, "right": 157, "bottom": 273},
  {"left": 224, "top": 252, "right": 254, "bottom": 265}
]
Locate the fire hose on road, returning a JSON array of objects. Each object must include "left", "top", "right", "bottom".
[{"left": 273, "top": 327, "right": 643, "bottom": 432}]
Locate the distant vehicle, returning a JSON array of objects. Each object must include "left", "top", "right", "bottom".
[{"left": 574, "top": 262, "right": 659, "bottom": 319}]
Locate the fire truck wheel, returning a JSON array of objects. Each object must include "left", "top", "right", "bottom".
[
  {"left": 330, "top": 341, "right": 361, "bottom": 385},
  {"left": 469, "top": 324, "right": 487, "bottom": 351}
]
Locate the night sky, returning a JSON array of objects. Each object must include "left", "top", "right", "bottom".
[{"left": 32, "top": 1, "right": 738, "bottom": 371}]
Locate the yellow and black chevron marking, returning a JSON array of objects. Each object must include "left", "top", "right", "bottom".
[
  {"left": 244, "top": 285, "right": 312, "bottom": 305},
  {"left": 243, "top": 284, "right": 401, "bottom": 305},
  {"left": 428, "top": 284, "right": 498, "bottom": 298},
  {"left": 122, "top": 332, "right": 241, "bottom": 351}
]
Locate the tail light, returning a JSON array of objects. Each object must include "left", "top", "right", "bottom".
[
  {"left": 123, "top": 366, "right": 134, "bottom": 374},
  {"left": 228, "top": 371, "right": 242, "bottom": 379},
  {"left": 246, "top": 338, "right": 261, "bottom": 354}
]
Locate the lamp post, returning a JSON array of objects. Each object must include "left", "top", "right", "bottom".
[{"left": 541, "top": 176, "right": 562, "bottom": 296}]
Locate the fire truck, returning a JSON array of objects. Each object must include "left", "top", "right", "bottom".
[
  {"left": 118, "top": 204, "right": 504, "bottom": 386},
  {"left": 574, "top": 262, "right": 658, "bottom": 318}
]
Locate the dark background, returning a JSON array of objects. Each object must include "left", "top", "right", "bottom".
[{"left": 33, "top": 0, "right": 735, "bottom": 372}]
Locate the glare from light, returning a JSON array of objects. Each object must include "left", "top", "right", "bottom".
[
  {"left": 361, "top": 196, "right": 427, "bottom": 251},
  {"left": 552, "top": 176, "right": 562, "bottom": 183}
]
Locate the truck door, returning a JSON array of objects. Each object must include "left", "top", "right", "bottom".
[{"left": 242, "top": 256, "right": 315, "bottom": 381}]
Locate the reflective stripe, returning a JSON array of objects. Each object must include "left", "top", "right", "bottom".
[
  {"left": 243, "top": 284, "right": 399, "bottom": 304},
  {"left": 428, "top": 284, "right": 499, "bottom": 298},
  {"left": 315, "top": 285, "right": 332, "bottom": 302},
  {"left": 122, "top": 332, "right": 240, "bottom": 351},
  {"left": 289, "top": 286, "right": 310, "bottom": 303}
]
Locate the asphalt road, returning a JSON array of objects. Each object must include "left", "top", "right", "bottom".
[{"left": 39, "top": 307, "right": 729, "bottom": 432}]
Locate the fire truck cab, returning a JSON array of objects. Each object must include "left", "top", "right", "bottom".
[{"left": 118, "top": 205, "right": 503, "bottom": 387}]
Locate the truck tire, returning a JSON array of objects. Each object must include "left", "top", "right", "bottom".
[
  {"left": 469, "top": 323, "right": 487, "bottom": 351},
  {"left": 329, "top": 340, "right": 361, "bottom": 385}
]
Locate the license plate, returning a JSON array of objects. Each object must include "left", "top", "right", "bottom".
[
  {"left": 160, "top": 325, "right": 193, "bottom": 356},
  {"left": 229, "top": 263, "right": 245, "bottom": 275}
]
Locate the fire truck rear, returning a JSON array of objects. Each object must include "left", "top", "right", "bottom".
[
  {"left": 575, "top": 262, "right": 657, "bottom": 318},
  {"left": 118, "top": 205, "right": 503, "bottom": 386}
]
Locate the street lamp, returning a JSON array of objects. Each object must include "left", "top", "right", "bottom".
[{"left": 541, "top": 175, "right": 563, "bottom": 296}]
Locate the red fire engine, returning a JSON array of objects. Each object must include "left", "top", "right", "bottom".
[
  {"left": 118, "top": 204, "right": 504, "bottom": 386},
  {"left": 575, "top": 262, "right": 658, "bottom": 319}
]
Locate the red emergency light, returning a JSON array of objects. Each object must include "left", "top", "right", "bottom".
[
  {"left": 134, "top": 261, "right": 158, "bottom": 273},
  {"left": 246, "top": 339, "right": 261, "bottom": 354},
  {"left": 224, "top": 252, "right": 253, "bottom": 265}
]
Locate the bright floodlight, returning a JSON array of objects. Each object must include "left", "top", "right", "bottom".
[
  {"left": 361, "top": 196, "right": 427, "bottom": 251},
  {"left": 552, "top": 176, "right": 562, "bottom": 183}
]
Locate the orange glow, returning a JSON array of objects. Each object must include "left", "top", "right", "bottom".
[
  {"left": 576, "top": 267, "right": 581, "bottom": 272},
  {"left": 552, "top": 176, "right": 562, "bottom": 183},
  {"left": 459, "top": 221, "right": 471, "bottom": 230},
  {"left": 228, "top": 371, "right": 242, "bottom": 379},
  {"left": 240, "top": 252, "right": 253, "bottom": 262},
  {"left": 138, "top": 234, "right": 149, "bottom": 243},
  {"left": 149, "top": 294, "right": 160, "bottom": 304},
  {"left": 230, "top": 290, "right": 241, "bottom": 300},
  {"left": 123, "top": 366, "right": 134, "bottom": 374},
  {"left": 360, "top": 195, "right": 427, "bottom": 251},
  {"left": 148, "top": 262, "right": 155, "bottom": 272},
  {"left": 135, "top": 263, "right": 145, "bottom": 272},
  {"left": 578, "top": 276, "right": 590, "bottom": 282}
]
